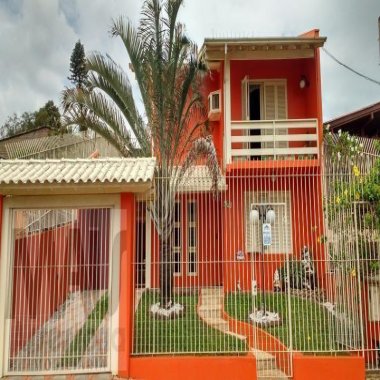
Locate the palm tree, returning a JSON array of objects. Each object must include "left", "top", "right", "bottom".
[{"left": 62, "top": 0, "right": 219, "bottom": 311}]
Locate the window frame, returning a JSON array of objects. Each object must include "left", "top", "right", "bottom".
[
  {"left": 245, "top": 191, "right": 293, "bottom": 254},
  {"left": 242, "top": 78, "right": 288, "bottom": 121},
  {"left": 173, "top": 201, "right": 182, "bottom": 276},
  {"left": 187, "top": 200, "right": 198, "bottom": 276}
]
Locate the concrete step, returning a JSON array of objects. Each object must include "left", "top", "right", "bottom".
[
  {"left": 252, "top": 349, "right": 277, "bottom": 371},
  {"left": 199, "top": 309, "right": 223, "bottom": 319},
  {"left": 206, "top": 317, "right": 229, "bottom": 332},
  {"left": 200, "top": 294, "right": 223, "bottom": 305},
  {"left": 257, "top": 368, "right": 289, "bottom": 380},
  {"left": 199, "top": 303, "right": 222, "bottom": 311},
  {"left": 225, "top": 330, "right": 247, "bottom": 341},
  {"left": 201, "top": 287, "right": 223, "bottom": 296}
]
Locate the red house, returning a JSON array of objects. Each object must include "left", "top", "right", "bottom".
[{"left": 0, "top": 30, "right": 367, "bottom": 380}]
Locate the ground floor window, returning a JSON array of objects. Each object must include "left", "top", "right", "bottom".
[
  {"left": 245, "top": 191, "right": 292, "bottom": 254},
  {"left": 173, "top": 201, "right": 182, "bottom": 275},
  {"left": 187, "top": 201, "right": 197, "bottom": 275}
]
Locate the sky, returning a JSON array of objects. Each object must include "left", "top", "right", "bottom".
[{"left": 0, "top": 0, "right": 379, "bottom": 126}]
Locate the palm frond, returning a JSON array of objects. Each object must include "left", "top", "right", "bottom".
[
  {"left": 86, "top": 53, "right": 150, "bottom": 155},
  {"left": 176, "top": 136, "right": 220, "bottom": 195}
]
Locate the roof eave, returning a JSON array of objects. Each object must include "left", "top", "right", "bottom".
[
  {"left": 0, "top": 181, "right": 153, "bottom": 196},
  {"left": 200, "top": 37, "right": 326, "bottom": 61}
]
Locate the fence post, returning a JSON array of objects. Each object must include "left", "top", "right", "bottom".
[
  {"left": 353, "top": 202, "right": 366, "bottom": 358},
  {"left": 118, "top": 193, "right": 136, "bottom": 378}
]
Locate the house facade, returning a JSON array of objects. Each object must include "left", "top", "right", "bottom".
[
  {"left": 0, "top": 30, "right": 370, "bottom": 380},
  {"left": 139, "top": 30, "right": 326, "bottom": 294}
]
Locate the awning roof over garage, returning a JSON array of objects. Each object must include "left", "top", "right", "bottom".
[{"left": 0, "top": 158, "right": 156, "bottom": 195}]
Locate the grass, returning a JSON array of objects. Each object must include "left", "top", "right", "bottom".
[
  {"left": 61, "top": 292, "right": 109, "bottom": 368},
  {"left": 225, "top": 292, "right": 340, "bottom": 352},
  {"left": 133, "top": 291, "right": 248, "bottom": 355}
]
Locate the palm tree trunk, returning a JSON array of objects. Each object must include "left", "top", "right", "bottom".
[{"left": 159, "top": 236, "right": 173, "bottom": 308}]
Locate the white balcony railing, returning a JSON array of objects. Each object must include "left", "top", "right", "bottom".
[{"left": 228, "top": 119, "right": 319, "bottom": 164}]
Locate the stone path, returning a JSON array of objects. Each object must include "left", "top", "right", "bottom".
[
  {"left": 198, "top": 287, "right": 288, "bottom": 379},
  {"left": 10, "top": 290, "right": 109, "bottom": 372}
]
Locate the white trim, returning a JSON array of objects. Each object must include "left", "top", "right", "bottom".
[
  {"left": 0, "top": 202, "right": 12, "bottom": 377},
  {"left": 145, "top": 207, "right": 152, "bottom": 289},
  {"left": 224, "top": 55, "right": 231, "bottom": 167},
  {"left": 0, "top": 194, "right": 120, "bottom": 377},
  {"left": 109, "top": 203, "right": 120, "bottom": 375}
]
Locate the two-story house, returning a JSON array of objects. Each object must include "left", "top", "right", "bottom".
[{"left": 136, "top": 30, "right": 327, "bottom": 295}]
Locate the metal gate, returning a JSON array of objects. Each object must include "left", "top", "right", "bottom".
[{"left": 3, "top": 207, "right": 112, "bottom": 375}]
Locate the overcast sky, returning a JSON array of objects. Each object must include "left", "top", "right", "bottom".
[{"left": 0, "top": 0, "right": 379, "bottom": 126}]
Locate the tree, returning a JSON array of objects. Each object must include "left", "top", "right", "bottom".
[
  {"left": 68, "top": 40, "right": 88, "bottom": 89},
  {"left": 62, "top": 0, "right": 219, "bottom": 313},
  {"left": 0, "top": 100, "right": 62, "bottom": 139},
  {"left": 35, "top": 100, "right": 62, "bottom": 132},
  {"left": 0, "top": 112, "right": 35, "bottom": 139}
]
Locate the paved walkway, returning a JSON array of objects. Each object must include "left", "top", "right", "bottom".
[
  {"left": 198, "top": 287, "right": 288, "bottom": 379},
  {"left": 10, "top": 290, "right": 108, "bottom": 372}
]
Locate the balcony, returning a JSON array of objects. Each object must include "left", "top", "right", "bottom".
[{"left": 227, "top": 119, "right": 319, "bottom": 168}]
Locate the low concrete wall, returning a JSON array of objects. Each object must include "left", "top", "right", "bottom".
[
  {"left": 293, "top": 353, "right": 365, "bottom": 380},
  {"left": 129, "top": 356, "right": 257, "bottom": 380}
]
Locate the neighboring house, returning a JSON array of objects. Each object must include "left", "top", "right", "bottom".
[
  {"left": 326, "top": 101, "right": 380, "bottom": 138},
  {"left": 0, "top": 126, "right": 52, "bottom": 158},
  {"left": 0, "top": 129, "right": 121, "bottom": 160},
  {"left": 0, "top": 30, "right": 370, "bottom": 380}
]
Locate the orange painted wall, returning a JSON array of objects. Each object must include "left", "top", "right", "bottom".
[
  {"left": 149, "top": 193, "right": 223, "bottom": 289},
  {"left": 118, "top": 193, "right": 136, "bottom": 377},
  {"left": 293, "top": 354, "right": 365, "bottom": 380},
  {"left": 129, "top": 356, "right": 257, "bottom": 380},
  {"left": 10, "top": 209, "right": 110, "bottom": 357},
  {"left": 11, "top": 225, "right": 72, "bottom": 356},
  {"left": 222, "top": 170, "right": 325, "bottom": 292},
  {"left": 74, "top": 209, "right": 110, "bottom": 291}
]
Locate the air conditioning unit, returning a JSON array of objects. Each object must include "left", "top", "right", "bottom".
[{"left": 208, "top": 90, "right": 221, "bottom": 121}]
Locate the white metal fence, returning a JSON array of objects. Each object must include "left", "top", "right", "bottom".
[
  {"left": 5, "top": 207, "right": 111, "bottom": 375},
  {"left": 131, "top": 138, "right": 380, "bottom": 377},
  {"left": 3, "top": 136, "right": 379, "bottom": 378}
]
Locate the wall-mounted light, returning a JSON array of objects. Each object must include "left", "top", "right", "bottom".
[
  {"left": 299, "top": 75, "right": 310, "bottom": 89},
  {"left": 249, "top": 205, "right": 276, "bottom": 224}
]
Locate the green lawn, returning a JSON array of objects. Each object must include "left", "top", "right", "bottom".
[
  {"left": 133, "top": 291, "right": 248, "bottom": 355},
  {"left": 225, "top": 292, "right": 340, "bottom": 352}
]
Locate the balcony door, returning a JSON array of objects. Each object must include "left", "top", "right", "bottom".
[{"left": 242, "top": 78, "right": 288, "bottom": 156}]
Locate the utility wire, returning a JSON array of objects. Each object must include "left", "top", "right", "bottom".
[{"left": 322, "top": 47, "right": 380, "bottom": 86}]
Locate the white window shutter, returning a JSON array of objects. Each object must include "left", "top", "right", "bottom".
[
  {"left": 276, "top": 84, "right": 287, "bottom": 119},
  {"left": 264, "top": 84, "right": 276, "bottom": 120},
  {"left": 275, "top": 84, "right": 288, "bottom": 148}
]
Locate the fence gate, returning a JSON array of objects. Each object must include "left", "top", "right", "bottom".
[{"left": 4, "top": 207, "right": 112, "bottom": 375}]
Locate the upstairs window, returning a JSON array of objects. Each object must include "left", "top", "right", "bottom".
[
  {"left": 242, "top": 78, "right": 287, "bottom": 121},
  {"left": 242, "top": 79, "right": 288, "bottom": 151}
]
